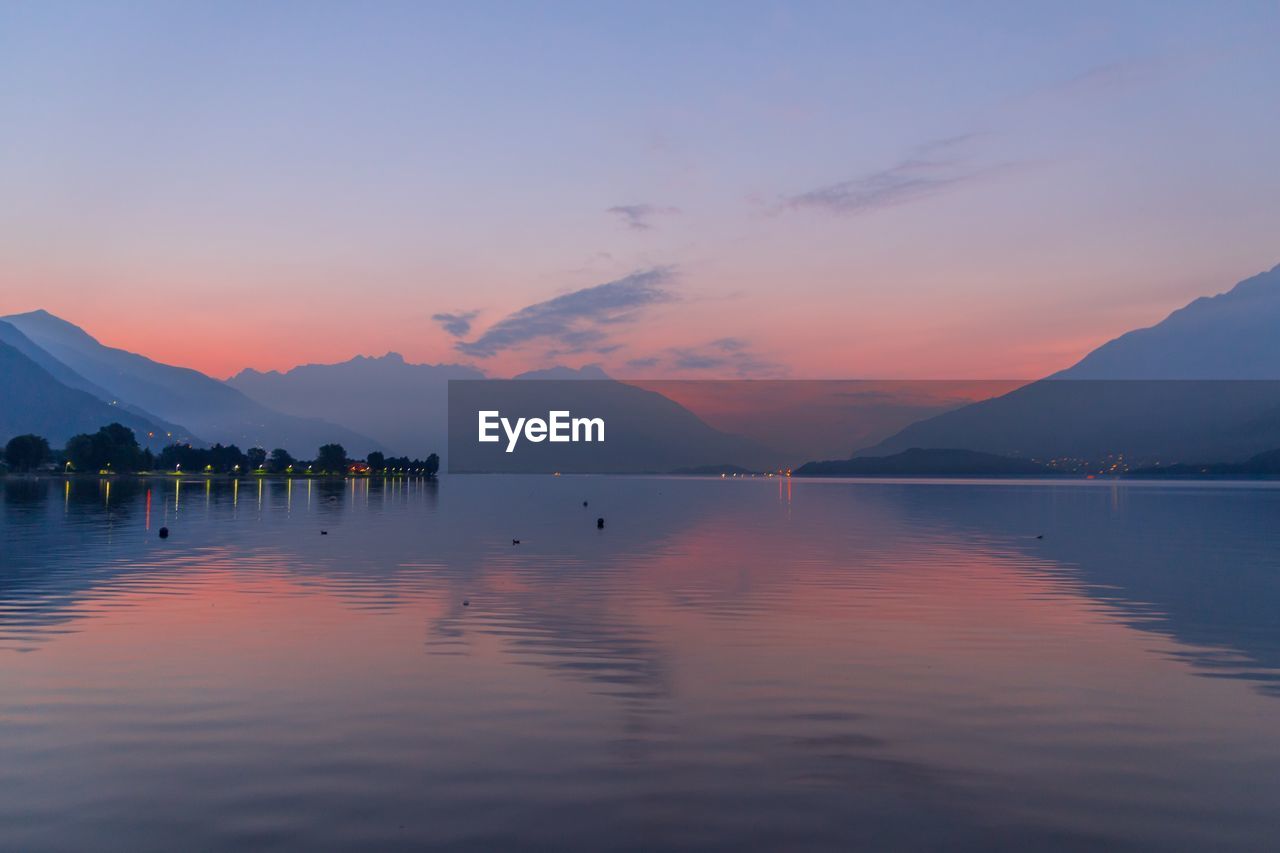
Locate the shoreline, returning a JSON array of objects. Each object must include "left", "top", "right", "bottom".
[
  {"left": 1, "top": 472, "right": 437, "bottom": 481},
  {"left": 6, "top": 471, "right": 1280, "bottom": 483}
]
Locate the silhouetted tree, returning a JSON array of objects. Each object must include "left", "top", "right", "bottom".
[
  {"left": 269, "top": 448, "right": 294, "bottom": 472},
  {"left": 375, "top": 453, "right": 439, "bottom": 475},
  {"left": 316, "top": 443, "right": 347, "bottom": 473},
  {"left": 4, "top": 434, "right": 51, "bottom": 471},
  {"left": 65, "top": 434, "right": 96, "bottom": 471},
  {"left": 158, "top": 444, "right": 187, "bottom": 471},
  {"left": 65, "top": 423, "right": 146, "bottom": 472},
  {"left": 247, "top": 447, "right": 267, "bottom": 470},
  {"left": 366, "top": 451, "right": 385, "bottom": 471},
  {"left": 157, "top": 442, "right": 247, "bottom": 473},
  {"left": 214, "top": 443, "right": 247, "bottom": 473}
]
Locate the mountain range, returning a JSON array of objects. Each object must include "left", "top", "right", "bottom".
[
  {"left": 1056, "top": 264, "right": 1280, "bottom": 379},
  {"left": 1, "top": 310, "right": 381, "bottom": 455},
  {"left": 858, "top": 264, "right": 1280, "bottom": 466},
  {"left": 228, "top": 354, "right": 483, "bottom": 459},
  {"left": 0, "top": 333, "right": 176, "bottom": 449},
  {"left": 226, "top": 361, "right": 613, "bottom": 460},
  {"left": 4, "top": 262, "right": 1280, "bottom": 470}
]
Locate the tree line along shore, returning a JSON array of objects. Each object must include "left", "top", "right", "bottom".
[{"left": 2, "top": 422, "right": 439, "bottom": 477}]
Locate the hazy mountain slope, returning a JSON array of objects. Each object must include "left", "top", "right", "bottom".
[
  {"left": 859, "top": 264, "right": 1280, "bottom": 465},
  {"left": 861, "top": 380, "right": 1280, "bottom": 464},
  {"left": 1058, "top": 263, "right": 1280, "bottom": 379},
  {"left": 3, "top": 310, "right": 381, "bottom": 456},
  {"left": 0, "top": 340, "right": 175, "bottom": 449},
  {"left": 228, "top": 353, "right": 483, "bottom": 458},
  {"left": 0, "top": 320, "right": 196, "bottom": 442},
  {"left": 0, "top": 319, "right": 114, "bottom": 398}
]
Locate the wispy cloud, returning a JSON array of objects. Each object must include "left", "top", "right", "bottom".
[
  {"left": 1040, "top": 56, "right": 1182, "bottom": 100},
  {"left": 780, "top": 134, "right": 1010, "bottom": 216},
  {"left": 456, "top": 268, "right": 676, "bottom": 359},
  {"left": 432, "top": 310, "right": 480, "bottom": 337},
  {"left": 606, "top": 204, "right": 681, "bottom": 231},
  {"left": 629, "top": 337, "right": 787, "bottom": 378}
]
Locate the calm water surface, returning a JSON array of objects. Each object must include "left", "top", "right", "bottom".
[{"left": 2, "top": 475, "right": 1278, "bottom": 851}]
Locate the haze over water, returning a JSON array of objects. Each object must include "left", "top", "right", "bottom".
[{"left": 2, "top": 475, "right": 1279, "bottom": 851}]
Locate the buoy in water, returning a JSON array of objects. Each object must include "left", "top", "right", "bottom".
[
  {"left": 321, "top": 530, "right": 328, "bottom": 535},
  {"left": 512, "top": 539, "right": 521, "bottom": 545},
  {"left": 462, "top": 600, "right": 470, "bottom": 607},
  {"left": 158, "top": 526, "right": 169, "bottom": 539},
  {"left": 583, "top": 500, "right": 588, "bottom": 507},
  {"left": 596, "top": 517, "right": 605, "bottom": 529}
]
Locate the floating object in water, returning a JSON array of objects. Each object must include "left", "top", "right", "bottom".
[
  {"left": 583, "top": 500, "right": 588, "bottom": 507},
  {"left": 596, "top": 517, "right": 605, "bottom": 529},
  {"left": 321, "top": 530, "right": 328, "bottom": 535},
  {"left": 158, "top": 527, "right": 169, "bottom": 539},
  {"left": 1035, "top": 534, "right": 1044, "bottom": 539},
  {"left": 462, "top": 600, "right": 470, "bottom": 607},
  {"left": 512, "top": 539, "right": 521, "bottom": 545}
]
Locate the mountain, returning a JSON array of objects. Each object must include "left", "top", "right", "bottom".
[
  {"left": 794, "top": 448, "right": 1049, "bottom": 477},
  {"left": 0, "top": 339, "right": 176, "bottom": 449},
  {"left": 228, "top": 353, "right": 483, "bottom": 459},
  {"left": 228, "top": 359, "right": 617, "bottom": 460},
  {"left": 859, "top": 265, "right": 1280, "bottom": 466},
  {"left": 0, "top": 320, "right": 194, "bottom": 442},
  {"left": 0, "top": 320, "right": 114, "bottom": 398},
  {"left": 1058, "top": 264, "right": 1280, "bottom": 379},
  {"left": 2, "top": 311, "right": 381, "bottom": 457}
]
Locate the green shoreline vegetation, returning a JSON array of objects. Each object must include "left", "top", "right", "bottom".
[{"left": 2, "top": 423, "right": 439, "bottom": 478}]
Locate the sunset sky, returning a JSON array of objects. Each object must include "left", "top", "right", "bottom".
[{"left": 3, "top": 1, "right": 1279, "bottom": 379}]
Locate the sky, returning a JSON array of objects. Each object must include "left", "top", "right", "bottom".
[{"left": 2, "top": 0, "right": 1279, "bottom": 379}]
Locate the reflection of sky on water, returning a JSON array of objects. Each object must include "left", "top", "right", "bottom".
[{"left": 2, "top": 476, "right": 1279, "bottom": 850}]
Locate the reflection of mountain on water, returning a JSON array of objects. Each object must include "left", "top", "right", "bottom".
[
  {"left": 1, "top": 478, "right": 153, "bottom": 648},
  {"left": 4, "top": 477, "right": 1279, "bottom": 705},
  {"left": 849, "top": 481, "right": 1280, "bottom": 695},
  {"left": 0, "top": 477, "right": 699, "bottom": 717}
]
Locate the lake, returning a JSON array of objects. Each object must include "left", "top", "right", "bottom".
[{"left": 2, "top": 475, "right": 1278, "bottom": 851}]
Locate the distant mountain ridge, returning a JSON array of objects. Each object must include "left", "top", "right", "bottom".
[
  {"left": 1058, "top": 263, "right": 1280, "bottom": 379},
  {"left": 856, "top": 263, "right": 1280, "bottom": 467},
  {"left": 232, "top": 356, "right": 779, "bottom": 469},
  {"left": 12, "top": 262, "right": 1280, "bottom": 470},
  {"left": 2, "top": 310, "right": 381, "bottom": 455},
  {"left": 0, "top": 338, "right": 176, "bottom": 448},
  {"left": 228, "top": 352, "right": 485, "bottom": 459}
]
